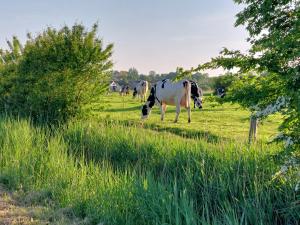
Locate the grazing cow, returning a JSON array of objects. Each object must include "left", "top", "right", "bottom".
[
  {"left": 141, "top": 79, "right": 203, "bottom": 123},
  {"left": 133, "top": 80, "right": 149, "bottom": 102},
  {"left": 120, "top": 85, "right": 130, "bottom": 96},
  {"left": 190, "top": 80, "right": 203, "bottom": 108}
]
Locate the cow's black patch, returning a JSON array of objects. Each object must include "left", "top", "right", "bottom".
[
  {"left": 142, "top": 105, "right": 148, "bottom": 116},
  {"left": 147, "top": 85, "right": 156, "bottom": 108},
  {"left": 189, "top": 80, "right": 203, "bottom": 109},
  {"left": 161, "top": 79, "right": 167, "bottom": 88},
  {"left": 183, "top": 80, "right": 188, "bottom": 88},
  {"left": 141, "top": 85, "right": 157, "bottom": 117},
  {"left": 190, "top": 80, "right": 200, "bottom": 98},
  {"left": 190, "top": 80, "right": 203, "bottom": 99},
  {"left": 133, "top": 87, "right": 137, "bottom": 97}
]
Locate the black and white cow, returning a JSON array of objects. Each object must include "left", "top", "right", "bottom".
[
  {"left": 133, "top": 80, "right": 149, "bottom": 102},
  {"left": 120, "top": 85, "right": 130, "bottom": 96},
  {"left": 141, "top": 79, "right": 203, "bottom": 123},
  {"left": 216, "top": 87, "right": 226, "bottom": 98}
]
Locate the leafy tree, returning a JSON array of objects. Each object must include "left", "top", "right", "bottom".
[
  {"left": 148, "top": 70, "right": 156, "bottom": 77},
  {"left": 128, "top": 67, "right": 139, "bottom": 81},
  {"left": 191, "top": 0, "right": 299, "bottom": 149},
  {"left": 211, "top": 72, "right": 238, "bottom": 93},
  {"left": 0, "top": 23, "right": 113, "bottom": 124},
  {"left": 126, "top": 67, "right": 139, "bottom": 87},
  {"left": 191, "top": 73, "right": 211, "bottom": 90},
  {"left": 0, "top": 37, "right": 23, "bottom": 64}
]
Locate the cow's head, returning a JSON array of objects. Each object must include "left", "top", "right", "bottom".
[
  {"left": 194, "top": 97, "right": 203, "bottom": 109},
  {"left": 141, "top": 86, "right": 156, "bottom": 119},
  {"left": 190, "top": 81, "right": 203, "bottom": 109}
]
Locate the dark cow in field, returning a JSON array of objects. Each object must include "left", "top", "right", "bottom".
[
  {"left": 216, "top": 87, "right": 226, "bottom": 98},
  {"left": 141, "top": 79, "right": 203, "bottom": 123}
]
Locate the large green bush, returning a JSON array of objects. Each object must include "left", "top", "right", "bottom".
[{"left": 0, "top": 23, "right": 113, "bottom": 124}]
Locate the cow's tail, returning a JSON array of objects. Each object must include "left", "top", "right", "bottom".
[
  {"left": 183, "top": 80, "right": 191, "bottom": 108},
  {"left": 144, "top": 81, "right": 149, "bottom": 94},
  {"left": 141, "top": 81, "right": 147, "bottom": 100}
]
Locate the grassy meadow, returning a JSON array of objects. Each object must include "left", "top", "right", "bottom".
[
  {"left": 90, "top": 93, "right": 282, "bottom": 142},
  {"left": 0, "top": 93, "right": 299, "bottom": 224}
]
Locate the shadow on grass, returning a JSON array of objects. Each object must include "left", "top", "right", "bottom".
[
  {"left": 103, "top": 119, "right": 228, "bottom": 143},
  {"left": 145, "top": 123, "right": 225, "bottom": 143},
  {"left": 63, "top": 123, "right": 206, "bottom": 178},
  {"left": 103, "top": 105, "right": 143, "bottom": 113},
  {"left": 161, "top": 108, "right": 228, "bottom": 113}
]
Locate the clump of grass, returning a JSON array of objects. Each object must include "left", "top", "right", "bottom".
[{"left": 0, "top": 117, "right": 299, "bottom": 225}]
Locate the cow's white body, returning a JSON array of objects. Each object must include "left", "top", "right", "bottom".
[
  {"left": 142, "top": 79, "right": 192, "bottom": 123},
  {"left": 133, "top": 80, "right": 149, "bottom": 102},
  {"left": 155, "top": 80, "right": 190, "bottom": 107}
]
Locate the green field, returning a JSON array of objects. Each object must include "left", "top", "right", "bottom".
[
  {"left": 0, "top": 94, "right": 299, "bottom": 225},
  {"left": 90, "top": 93, "right": 282, "bottom": 142}
]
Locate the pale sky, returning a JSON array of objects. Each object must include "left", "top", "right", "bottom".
[{"left": 0, "top": 0, "right": 250, "bottom": 76}]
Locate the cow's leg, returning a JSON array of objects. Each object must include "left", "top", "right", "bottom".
[
  {"left": 174, "top": 102, "right": 181, "bottom": 123},
  {"left": 187, "top": 106, "right": 191, "bottom": 123},
  {"left": 141, "top": 94, "right": 145, "bottom": 102},
  {"left": 160, "top": 104, "right": 164, "bottom": 121},
  {"left": 160, "top": 104, "right": 166, "bottom": 121},
  {"left": 163, "top": 104, "right": 167, "bottom": 113}
]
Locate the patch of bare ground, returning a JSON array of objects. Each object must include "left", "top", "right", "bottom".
[{"left": 0, "top": 184, "right": 87, "bottom": 225}]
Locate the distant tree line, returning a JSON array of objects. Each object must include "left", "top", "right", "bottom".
[{"left": 112, "top": 67, "right": 230, "bottom": 91}]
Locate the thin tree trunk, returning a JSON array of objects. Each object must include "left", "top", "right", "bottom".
[
  {"left": 0, "top": 55, "right": 5, "bottom": 64},
  {"left": 248, "top": 116, "right": 258, "bottom": 144}
]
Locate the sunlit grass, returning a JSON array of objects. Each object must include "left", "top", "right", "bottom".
[
  {"left": 0, "top": 95, "right": 297, "bottom": 225},
  {"left": 88, "top": 93, "right": 282, "bottom": 142}
]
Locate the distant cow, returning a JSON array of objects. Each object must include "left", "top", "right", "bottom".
[
  {"left": 216, "top": 87, "right": 226, "bottom": 98},
  {"left": 141, "top": 79, "right": 203, "bottom": 123},
  {"left": 133, "top": 80, "right": 149, "bottom": 102},
  {"left": 120, "top": 85, "right": 130, "bottom": 96}
]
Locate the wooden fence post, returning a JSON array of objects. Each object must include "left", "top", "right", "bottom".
[{"left": 248, "top": 115, "right": 258, "bottom": 144}]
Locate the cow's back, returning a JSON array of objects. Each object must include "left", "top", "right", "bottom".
[{"left": 155, "top": 80, "right": 189, "bottom": 106}]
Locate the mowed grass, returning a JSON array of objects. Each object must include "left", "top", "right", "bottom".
[{"left": 0, "top": 94, "right": 299, "bottom": 225}]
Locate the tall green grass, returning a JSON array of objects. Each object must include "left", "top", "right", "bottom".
[{"left": 0, "top": 117, "right": 299, "bottom": 224}]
